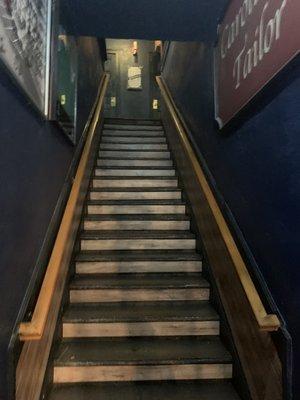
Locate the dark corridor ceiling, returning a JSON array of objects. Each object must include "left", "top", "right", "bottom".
[{"left": 60, "top": 0, "right": 229, "bottom": 42}]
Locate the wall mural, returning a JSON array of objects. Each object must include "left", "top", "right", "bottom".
[{"left": 0, "top": 0, "right": 51, "bottom": 115}]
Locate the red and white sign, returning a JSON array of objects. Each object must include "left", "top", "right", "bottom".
[{"left": 215, "top": 0, "right": 300, "bottom": 128}]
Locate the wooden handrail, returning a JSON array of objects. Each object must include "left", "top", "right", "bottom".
[
  {"left": 19, "top": 73, "right": 110, "bottom": 341},
  {"left": 156, "top": 76, "right": 280, "bottom": 332}
]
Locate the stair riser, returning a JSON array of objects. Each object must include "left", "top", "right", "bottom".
[
  {"left": 62, "top": 321, "right": 220, "bottom": 338},
  {"left": 97, "top": 159, "right": 173, "bottom": 167},
  {"left": 102, "top": 137, "right": 167, "bottom": 143},
  {"left": 89, "top": 191, "right": 182, "bottom": 200},
  {"left": 88, "top": 205, "right": 185, "bottom": 214},
  {"left": 70, "top": 289, "right": 209, "bottom": 303},
  {"left": 103, "top": 130, "right": 164, "bottom": 137},
  {"left": 104, "top": 124, "right": 163, "bottom": 131},
  {"left": 75, "top": 261, "right": 202, "bottom": 274},
  {"left": 81, "top": 239, "right": 196, "bottom": 251},
  {"left": 95, "top": 169, "right": 176, "bottom": 177},
  {"left": 100, "top": 144, "right": 168, "bottom": 151},
  {"left": 84, "top": 220, "right": 190, "bottom": 231},
  {"left": 93, "top": 180, "right": 178, "bottom": 188},
  {"left": 53, "top": 364, "right": 232, "bottom": 383},
  {"left": 99, "top": 151, "right": 170, "bottom": 159}
]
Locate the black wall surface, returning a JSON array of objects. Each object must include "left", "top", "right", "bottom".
[
  {"left": 162, "top": 41, "right": 300, "bottom": 398},
  {"left": 60, "top": 0, "right": 228, "bottom": 43},
  {"left": 0, "top": 37, "right": 103, "bottom": 399},
  {"left": 104, "top": 39, "right": 160, "bottom": 120}
]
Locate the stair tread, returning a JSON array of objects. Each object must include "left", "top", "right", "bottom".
[
  {"left": 98, "top": 157, "right": 171, "bottom": 161},
  {"left": 54, "top": 336, "right": 231, "bottom": 366},
  {"left": 84, "top": 214, "right": 189, "bottom": 221},
  {"left": 70, "top": 273, "right": 208, "bottom": 290},
  {"left": 104, "top": 124, "right": 163, "bottom": 131},
  {"left": 63, "top": 301, "right": 219, "bottom": 323},
  {"left": 48, "top": 381, "right": 240, "bottom": 400},
  {"left": 90, "top": 187, "right": 181, "bottom": 192},
  {"left": 80, "top": 231, "right": 195, "bottom": 240},
  {"left": 93, "top": 176, "right": 176, "bottom": 181},
  {"left": 87, "top": 199, "right": 184, "bottom": 205},
  {"left": 76, "top": 250, "right": 202, "bottom": 262},
  {"left": 96, "top": 166, "right": 174, "bottom": 170},
  {"left": 105, "top": 119, "right": 162, "bottom": 126}
]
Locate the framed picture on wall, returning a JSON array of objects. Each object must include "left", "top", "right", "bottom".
[{"left": 0, "top": 0, "right": 53, "bottom": 117}]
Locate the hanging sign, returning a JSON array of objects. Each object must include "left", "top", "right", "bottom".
[{"left": 214, "top": 0, "right": 300, "bottom": 128}]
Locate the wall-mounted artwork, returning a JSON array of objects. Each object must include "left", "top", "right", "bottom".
[{"left": 0, "top": 0, "right": 52, "bottom": 116}]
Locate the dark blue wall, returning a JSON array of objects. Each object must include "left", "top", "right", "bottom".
[
  {"left": 60, "top": 0, "right": 228, "bottom": 42},
  {"left": 0, "top": 37, "right": 103, "bottom": 399},
  {"left": 162, "top": 42, "right": 300, "bottom": 397}
]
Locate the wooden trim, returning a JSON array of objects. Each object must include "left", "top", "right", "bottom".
[
  {"left": 18, "top": 73, "right": 109, "bottom": 341},
  {"left": 156, "top": 76, "right": 280, "bottom": 332}
]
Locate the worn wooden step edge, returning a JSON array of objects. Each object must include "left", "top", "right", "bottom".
[
  {"left": 75, "top": 260, "right": 202, "bottom": 274},
  {"left": 53, "top": 363, "right": 233, "bottom": 383},
  {"left": 62, "top": 320, "right": 220, "bottom": 338}
]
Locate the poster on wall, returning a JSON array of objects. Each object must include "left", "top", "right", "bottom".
[
  {"left": 214, "top": 0, "right": 300, "bottom": 128},
  {"left": 0, "top": 0, "right": 52, "bottom": 116}
]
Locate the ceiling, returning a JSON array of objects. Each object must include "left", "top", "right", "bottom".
[{"left": 60, "top": 0, "right": 229, "bottom": 43}]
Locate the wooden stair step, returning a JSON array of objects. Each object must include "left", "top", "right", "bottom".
[
  {"left": 62, "top": 301, "right": 219, "bottom": 337},
  {"left": 95, "top": 168, "right": 176, "bottom": 177},
  {"left": 103, "top": 130, "right": 165, "bottom": 137},
  {"left": 93, "top": 178, "right": 177, "bottom": 188},
  {"left": 53, "top": 336, "right": 232, "bottom": 383},
  {"left": 100, "top": 143, "right": 168, "bottom": 151},
  {"left": 102, "top": 136, "right": 167, "bottom": 143},
  {"left": 69, "top": 273, "right": 209, "bottom": 303},
  {"left": 97, "top": 158, "right": 173, "bottom": 167},
  {"left": 48, "top": 381, "right": 241, "bottom": 400},
  {"left": 84, "top": 214, "right": 190, "bottom": 231},
  {"left": 87, "top": 200, "right": 185, "bottom": 214},
  {"left": 75, "top": 250, "right": 202, "bottom": 274},
  {"left": 104, "top": 124, "right": 163, "bottom": 131},
  {"left": 99, "top": 151, "right": 170, "bottom": 159},
  {"left": 89, "top": 189, "right": 181, "bottom": 200},
  {"left": 80, "top": 230, "right": 196, "bottom": 251}
]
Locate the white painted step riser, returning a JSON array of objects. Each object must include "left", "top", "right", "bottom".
[
  {"left": 63, "top": 321, "right": 220, "bottom": 338},
  {"left": 102, "top": 137, "right": 166, "bottom": 143},
  {"left": 103, "top": 130, "right": 164, "bottom": 137},
  {"left": 99, "top": 151, "right": 170, "bottom": 159},
  {"left": 54, "top": 364, "right": 232, "bottom": 383},
  {"left": 100, "top": 144, "right": 168, "bottom": 151},
  {"left": 88, "top": 205, "right": 185, "bottom": 215},
  {"left": 84, "top": 220, "right": 190, "bottom": 231},
  {"left": 95, "top": 169, "right": 176, "bottom": 177},
  {"left": 89, "top": 192, "right": 182, "bottom": 201},
  {"left": 92, "top": 179, "right": 178, "bottom": 188},
  {"left": 76, "top": 261, "right": 202, "bottom": 274},
  {"left": 97, "top": 159, "right": 173, "bottom": 167},
  {"left": 70, "top": 289, "right": 210, "bottom": 303},
  {"left": 81, "top": 239, "right": 196, "bottom": 251}
]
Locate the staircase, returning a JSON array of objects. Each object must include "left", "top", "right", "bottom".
[{"left": 48, "top": 120, "right": 240, "bottom": 399}]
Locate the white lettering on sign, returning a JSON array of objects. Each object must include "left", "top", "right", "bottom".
[{"left": 221, "top": 0, "right": 287, "bottom": 89}]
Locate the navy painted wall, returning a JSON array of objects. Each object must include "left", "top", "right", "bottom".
[
  {"left": 162, "top": 41, "right": 300, "bottom": 397},
  {"left": 0, "top": 37, "right": 103, "bottom": 399},
  {"left": 60, "top": 0, "right": 228, "bottom": 43}
]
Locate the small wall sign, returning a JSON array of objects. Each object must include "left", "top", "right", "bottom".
[
  {"left": 214, "top": 0, "right": 300, "bottom": 128},
  {"left": 127, "top": 66, "right": 143, "bottom": 90}
]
